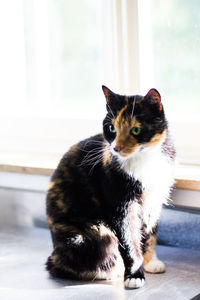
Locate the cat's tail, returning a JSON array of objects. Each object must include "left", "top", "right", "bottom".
[{"left": 46, "top": 224, "right": 124, "bottom": 280}]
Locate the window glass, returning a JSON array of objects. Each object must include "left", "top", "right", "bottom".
[
  {"left": 0, "top": 0, "right": 106, "bottom": 154},
  {"left": 152, "top": 0, "right": 200, "bottom": 119},
  {"left": 0, "top": 0, "right": 104, "bottom": 118}
]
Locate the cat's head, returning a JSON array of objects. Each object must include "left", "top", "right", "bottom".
[{"left": 102, "top": 86, "right": 167, "bottom": 159}]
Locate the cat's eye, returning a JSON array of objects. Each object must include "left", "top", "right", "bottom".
[
  {"left": 109, "top": 124, "right": 116, "bottom": 133},
  {"left": 131, "top": 126, "right": 141, "bottom": 136}
]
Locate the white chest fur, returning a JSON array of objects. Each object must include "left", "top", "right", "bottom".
[{"left": 120, "top": 146, "right": 175, "bottom": 233}]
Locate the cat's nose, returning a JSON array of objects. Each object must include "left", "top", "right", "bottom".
[{"left": 114, "top": 145, "right": 123, "bottom": 152}]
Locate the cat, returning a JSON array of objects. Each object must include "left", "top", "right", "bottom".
[{"left": 46, "top": 86, "right": 176, "bottom": 289}]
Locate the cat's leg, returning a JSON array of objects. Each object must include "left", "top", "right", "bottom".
[
  {"left": 46, "top": 222, "right": 122, "bottom": 280},
  {"left": 112, "top": 202, "right": 145, "bottom": 289},
  {"left": 143, "top": 228, "right": 165, "bottom": 274},
  {"left": 142, "top": 187, "right": 168, "bottom": 274}
]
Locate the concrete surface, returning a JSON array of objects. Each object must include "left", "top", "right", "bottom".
[{"left": 0, "top": 226, "right": 200, "bottom": 300}]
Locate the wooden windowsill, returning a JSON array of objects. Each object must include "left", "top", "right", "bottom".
[
  {"left": 174, "top": 164, "right": 200, "bottom": 191},
  {"left": 0, "top": 152, "right": 199, "bottom": 191}
]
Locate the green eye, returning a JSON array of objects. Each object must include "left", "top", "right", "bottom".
[
  {"left": 109, "top": 124, "right": 116, "bottom": 133},
  {"left": 131, "top": 126, "right": 141, "bottom": 136}
]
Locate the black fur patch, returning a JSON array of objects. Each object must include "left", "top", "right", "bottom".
[{"left": 125, "top": 265, "right": 145, "bottom": 281}]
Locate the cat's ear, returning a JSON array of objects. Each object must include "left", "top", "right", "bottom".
[
  {"left": 143, "top": 88, "right": 162, "bottom": 111},
  {"left": 102, "top": 85, "right": 125, "bottom": 114},
  {"left": 102, "top": 85, "right": 115, "bottom": 106}
]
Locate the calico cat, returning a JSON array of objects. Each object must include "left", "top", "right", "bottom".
[{"left": 46, "top": 86, "right": 175, "bottom": 289}]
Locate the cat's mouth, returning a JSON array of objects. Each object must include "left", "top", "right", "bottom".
[{"left": 110, "top": 143, "right": 140, "bottom": 159}]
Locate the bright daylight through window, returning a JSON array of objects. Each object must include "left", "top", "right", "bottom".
[{"left": 0, "top": 0, "right": 199, "bottom": 165}]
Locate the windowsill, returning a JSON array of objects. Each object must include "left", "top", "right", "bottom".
[
  {"left": 174, "top": 164, "right": 200, "bottom": 191},
  {"left": 0, "top": 152, "right": 199, "bottom": 192},
  {"left": 0, "top": 152, "right": 60, "bottom": 177}
]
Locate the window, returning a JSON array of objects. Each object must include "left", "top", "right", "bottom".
[
  {"left": 150, "top": 0, "right": 200, "bottom": 164},
  {"left": 0, "top": 0, "right": 106, "bottom": 155},
  {"left": 0, "top": 0, "right": 199, "bottom": 165}
]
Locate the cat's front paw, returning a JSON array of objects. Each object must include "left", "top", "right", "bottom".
[
  {"left": 125, "top": 277, "right": 145, "bottom": 289},
  {"left": 124, "top": 267, "right": 145, "bottom": 289}
]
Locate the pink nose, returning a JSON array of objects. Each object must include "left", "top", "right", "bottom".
[{"left": 114, "top": 145, "right": 123, "bottom": 152}]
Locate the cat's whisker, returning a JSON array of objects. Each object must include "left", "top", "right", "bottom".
[
  {"left": 84, "top": 150, "right": 105, "bottom": 163},
  {"left": 76, "top": 146, "right": 91, "bottom": 153},
  {"left": 90, "top": 157, "right": 102, "bottom": 170},
  {"left": 80, "top": 139, "right": 106, "bottom": 151},
  {"left": 82, "top": 154, "right": 103, "bottom": 165},
  {"left": 80, "top": 155, "right": 100, "bottom": 166},
  {"left": 83, "top": 152, "right": 104, "bottom": 169},
  {"left": 89, "top": 154, "right": 105, "bottom": 174},
  {"left": 106, "top": 114, "right": 113, "bottom": 121},
  {"left": 77, "top": 145, "right": 103, "bottom": 153},
  {"left": 82, "top": 139, "right": 94, "bottom": 149},
  {"left": 79, "top": 144, "right": 106, "bottom": 155},
  {"left": 78, "top": 149, "right": 102, "bottom": 156},
  {"left": 85, "top": 147, "right": 106, "bottom": 157},
  {"left": 131, "top": 96, "right": 136, "bottom": 118},
  {"left": 88, "top": 141, "right": 104, "bottom": 147},
  {"left": 85, "top": 146, "right": 109, "bottom": 164},
  {"left": 80, "top": 147, "right": 107, "bottom": 166},
  {"left": 107, "top": 105, "right": 115, "bottom": 118},
  {"left": 104, "top": 119, "right": 115, "bottom": 127},
  {"left": 103, "top": 122, "right": 112, "bottom": 127},
  {"left": 87, "top": 139, "right": 105, "bottom": 144},
  {"left": 103, "top": 121, "right": 111, "bottom": 125},
  {"left": 119, "top": 241, "right": 125, "bottom": 250}
]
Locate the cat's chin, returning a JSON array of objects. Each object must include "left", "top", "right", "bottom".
[{"left": 111, "top": 149, "right": 139, "bottom": 161}]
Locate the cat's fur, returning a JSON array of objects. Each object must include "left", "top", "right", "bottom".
[{"left": 46, "top": 86, "right": 176, "bottom": 289}]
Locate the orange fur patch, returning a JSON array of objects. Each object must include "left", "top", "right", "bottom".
[
  {"left": 103, "top": 146, "right": 112, "bottom": 166},
  {"left": 113, "top": 105, "right": 127, "bottom": 127},
  {"left": 48, "top": 181, "right": 55, "bottom": 191},
  {"left": 113, "top": 110, "right": 141, "bottom": 157},
  {"left": 47, "top": 216, "right": 53, "bottom": 228},
  {"left": 143, "top": 235, "right": 157, "bottom": 265},
  {"left": 130, "top": 117, "right": 141, "bottom": 129}
]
